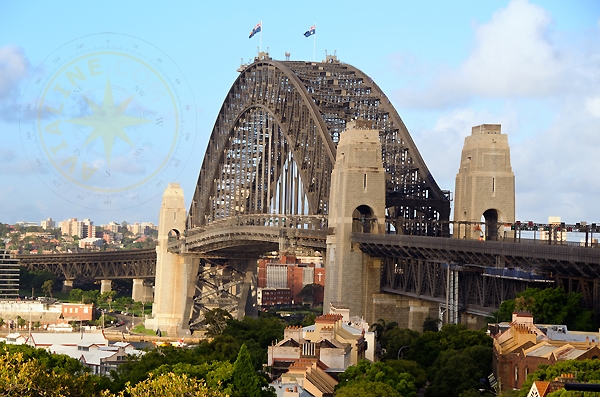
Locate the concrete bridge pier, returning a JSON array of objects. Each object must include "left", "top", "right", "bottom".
[
  {"left": 100, "top": 280, "right": 112, "bottom": 294},
  {"left": 146, "top": 183, "right": 194, "bottom": 337},
  {"left": 132, "top": 279, "right": 153, "bottom": 303},
  {"left": 324, "top": 120, "right": 386, "bottom": 324},
  {"left": 62, "top": 280, "right": 73, "bottom": 294},
  {"left": 237, "top": 259, "right": 258, "bottom": 320}
]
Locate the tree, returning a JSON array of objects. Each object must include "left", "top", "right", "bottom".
[
  {"left": 518, "top": 359, "right": 600, "bottom": 397},
  {"left": 336, "top": 360, "right": 417, "bottom": 397},
  {"left": 204, "top": 308, "right": 232, "bottom": 337},
  {"left": 100, "top": 291, "right": 117, "bottom": 311},
  {"left": 423, "top": 316, "right": 441, "bottom": 332},
  {"left": 69, "top": 288, "right": 84, "bottom": 302},
  {"left": 230, "top": 344, "right": 275, "bottom": 397},
  {"left": 493, "top": 287, "right": 597, "bottom": 331},
  {"left": 16, "top": 316, "right": 26, "bottom": 328},
  {"left": 425, "top": 345, "right": 492, "bottom": 397},
  {"left": 335, "top": 380, "right": 402, "bottom": 397},
  {"left": 105, "top": 372, "right": 228, "bottom": 397},
  {"left": 296, "top": 283, "right": 324, "bottom": 307},
  {"left": 42, "top": 279, "right": 54, "bottom": 297}
]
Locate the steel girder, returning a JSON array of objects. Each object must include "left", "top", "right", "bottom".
[
  {"left": 187, "top": 55, "right": 450, "bottom": 234},
  {"left": 381, "top": 257, "right": 555, "bottom": 314},
  {"left": 17, "top": 250, "right": 156, "bottom": 281}
]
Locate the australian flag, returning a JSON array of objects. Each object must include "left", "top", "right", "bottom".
[
  {"left": 249, "top": 22, "right": 262, "bottom": 39},
  {"left": 304, "top": 25, "right": 316, "bottom": 37}
]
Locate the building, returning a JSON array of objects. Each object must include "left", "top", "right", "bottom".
[
  {"left": 268, "top": 312, "right": 376, "bottom": 390},
  {"left": 15, "top": 221, "right": 39, "bottom": 228},
  {"left": 40, "top": 218, "right": 56, "bottom": 230},
  {"left": 79, "top": 237, "right": 103, "bottom": 250},
  {"left": 490, "top": 312, "right": 600, "bottom": 390},
  {"left": 0, "top": 249, "right": 19, "bottom": 299},
  {"left": 259, "top": 288, "right": 292, "bottom": 306},
  {"left": 258, "top": 254, "right": 326, "bottom": 307},
  {"left": 60, "top": 218, "right": 94, "bottom": 238},
  {"left": 61, "top": 303, "right": 94, "bottom": 321},
  {"left": 19, "top": 331, "right": 144, "bottom": 375}
]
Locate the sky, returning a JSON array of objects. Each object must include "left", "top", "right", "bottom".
[{"left": 0, "top": 0, "right": 599, "bottom": 226}]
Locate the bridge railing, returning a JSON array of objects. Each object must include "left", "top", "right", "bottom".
[
  {"left": 186, "top": 214, "right": 329, "bottom": 237},
  {"left": 389, "top": 219, "right": 599, "bottom": 248}
]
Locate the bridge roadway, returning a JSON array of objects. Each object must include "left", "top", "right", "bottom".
[
  {"left": 17, "top": 249, "right": 156, "bottom": 281},
  {"left": 353, "top": 233, "right": 600, "bottom": 314},
  {"left": 170, "top": 215, "right": 328, "bottom": 259},
  {"left": 15, "top": 226, "right": 600, "bottom": 314}
]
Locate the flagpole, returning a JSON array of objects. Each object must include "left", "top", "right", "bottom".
[
  {"left": 313, "top": 23, "right": 316, "bottom": 62},
  {"left": 260, "top": 20, "right": 263, "bottom": 53}
]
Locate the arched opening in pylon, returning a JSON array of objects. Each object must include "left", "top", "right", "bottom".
[
  {"left": 352, "top": 205, "right": 376, "bottom": 233},
  {"left": 481, "top": 209, "right": 499, "bottom": 241}
]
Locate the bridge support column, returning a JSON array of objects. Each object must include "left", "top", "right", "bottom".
[
  {"left": 408, "top": 302, "right": 431, "bottom": 331},
  {"left": 100, "top": 280, "right": 112, "bottom": 294},
  {"left": 132, "top": 279, "right": 153, "bottom": 303},
  {"left": 324, "top": 121, "right": 386, "bottom": 322},
  {"left": 237, "top": 260, "right": 258, "bottom": 321},
  {"left": 62, "top": 280, "right": 73, "bottom": 294},
  {"left": 454, "top": 124, "right": 515, "bottom": 241},
  {"left": 146, "top": 183, "right": 192, "bottom": 337}
]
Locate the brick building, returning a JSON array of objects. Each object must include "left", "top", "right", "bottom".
[
  {"left": 491, "top": 312, "right": 600, "bottom": 390},
  {"left": 257, "top": 254, "right": 325, "bottom": 306}
]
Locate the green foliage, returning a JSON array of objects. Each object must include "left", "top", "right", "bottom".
[
  {"left": 385, "top": 359, "right": 428, "bottom": 388},
  {"left": 20, "top": 266, "right": 55, "bottom": 290},
  {"left": 82, "top": 290, "right": 101, "bottom": 304},
  {"left": 105, "top": 372, "right": 228, "bottom": 397},
  {"left": 493, "top": 287, "right": 597, "bottom": 331},
  {"left": 204, "top": 308, "right": 232, "bottom": 337},
  {"left": 221, "top": 314, "right": 286, "bottom": 370},
  {"left": 519, "top": 359, "right": 600, "bottom": 397},
  {"left": 69, "top": 288, "right": 84, "bottom": 302},
  {"left": 42, "top": 279, "right": 54, "bottom": 297},
  {"left": 295, "top": 283, "right": 324, "bottom": 306},
  {"left": 336, "top": 360, "right": 417, "bottom": 397},
  {"left": 335, "top": 380, "right": 402, "bottom": 397},
  {"left": 371, "top": 319, "right": 420, "bottom": 360},
  {"left": 231, "top": 344, "right": 261, "bottom": 397},
  {"left": 423, "top": 316, "right": 441, "bottom": 332},
  {"left": 405, "top": 324, "right": 492, "bottom": 369},
  {"left": 301, "top": 312, "right": 316, "bottom": 326},
  {"left": 425, "top": 345, "right": 492, "bottom": 397},
  {"left": 152, "top": 361, "right": 234, "bottom": 394}
]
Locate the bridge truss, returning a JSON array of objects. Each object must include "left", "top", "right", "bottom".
[{"left": 187, "top": 54, "right": 450, "bottom": 236}]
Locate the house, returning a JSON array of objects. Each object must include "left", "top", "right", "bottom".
[
  {"left": 490, "top": 312, "right": 600, "bottom": 390},
  {"left": 268, "top": 313, "right": 376, "bottom": 396}
]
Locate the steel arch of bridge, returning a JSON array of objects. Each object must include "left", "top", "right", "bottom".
[{"left": 188, "top": 55, "right": 450, "bottom": 233}]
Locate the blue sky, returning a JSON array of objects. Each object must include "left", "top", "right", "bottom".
[{"left": 0, "top": 0, "right": 599, "bottom": 226}]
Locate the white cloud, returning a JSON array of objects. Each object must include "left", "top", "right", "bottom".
[
  {"left": 394, "top": 0, "right": 570, "bottom": 108},
  {"left": 0, "top": 46, "right": 29, "bottom": 101},
  {"left": 585, "top": 96, "right": 600, "bottom": 118}
]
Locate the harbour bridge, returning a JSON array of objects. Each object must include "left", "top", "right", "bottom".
[{"left": 16, "top": 53, "right": 600, "bottom": 333}]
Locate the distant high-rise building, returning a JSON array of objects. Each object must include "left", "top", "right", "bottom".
[
  {"left": 0, "top": 249, "right": 19, "bottom": 299},
  {"left": 40, "top": 218, "right": 55, "bottom": 230},
  {"left": 60, "top": 218, "right": 94, "bottom": 238}
]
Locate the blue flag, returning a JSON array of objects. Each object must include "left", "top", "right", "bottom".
[
  {"left": 249, "top": 22, "right": 262, "bottom": 39},
  {"left": 304, "top": 25, "right": 316, "bottom": 37}
]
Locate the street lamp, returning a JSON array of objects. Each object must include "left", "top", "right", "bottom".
[{"left": 397, "top": 345, "right": 410, "bottom": 360}]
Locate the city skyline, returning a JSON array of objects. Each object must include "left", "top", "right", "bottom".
[{"left": 0, "top": 0, "right": 599, "bottom": 225}]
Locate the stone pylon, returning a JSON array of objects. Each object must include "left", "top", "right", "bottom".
[
  {"left": 324, "top": 120, "right": 386, "bottom": 321},
  {"left": 146, "top": 183, "right": 198, "bottom": 336},
  {"left": 453, "top": 124, "right": 515, "bottom": 240}
]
